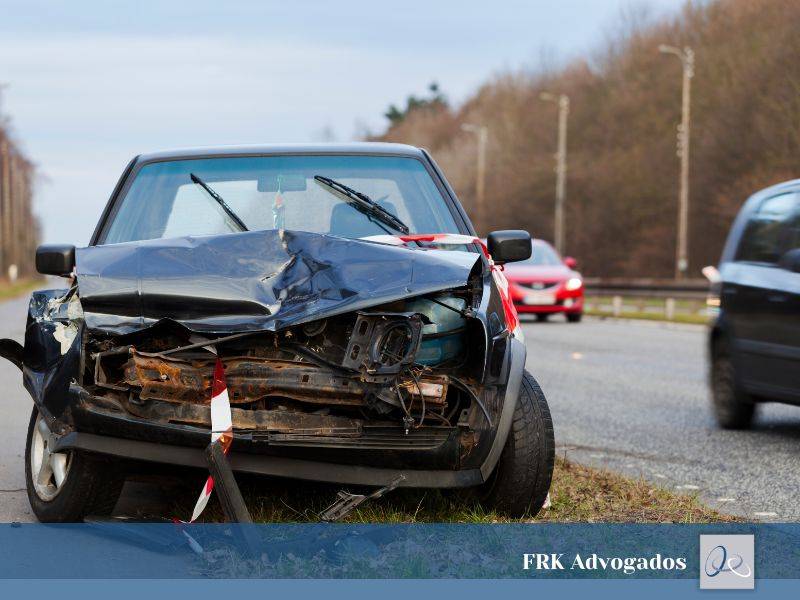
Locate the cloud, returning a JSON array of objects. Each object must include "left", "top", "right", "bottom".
[
  {"left": 0, "top": 0, "right": 684, "bottom": 245},
  {"left": 1, "top": 33, "right": 476, "bottom": 243}
]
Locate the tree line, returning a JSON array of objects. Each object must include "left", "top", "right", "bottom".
[
  {"left": 0, "top": 94, "right": 38, "bottom": 282},
  {"left": 373, "top": 0, "right": 800, "bottom": 279}
]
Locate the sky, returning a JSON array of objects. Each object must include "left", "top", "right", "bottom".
[{"left": 0, "top": 0, "right": 684, "bottom": 245}]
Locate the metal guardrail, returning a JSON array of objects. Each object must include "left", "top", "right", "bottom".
[
  {"left": 583, "top": 278, "right": 709, "bottom": 300},
  {"left": 581, "top": 277, "right": 712, "bottom": 321}
]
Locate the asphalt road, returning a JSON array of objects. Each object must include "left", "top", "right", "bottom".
[
  {"left": 0, "top": 293, "right": 32, "bottom": 521},
  {"left": 1, "top": 291, "right": 798, "bottom": 521},
  {"left": 521, "top": 314, "right": 800, "bottom": 521}
]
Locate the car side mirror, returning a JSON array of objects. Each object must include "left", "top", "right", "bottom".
[
  {"left": 564, "top": 256, "right": 577, "bottom": 269},
  {"left": 778, "top": 248, "right": 800, "bottom": 273},
  {"left": 36, "top": 244, "right": 76, "bottom": 277},
  {"left": 486, "top": 230, "right": 531, "bottom": 264}
]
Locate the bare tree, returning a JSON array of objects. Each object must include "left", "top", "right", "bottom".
[{"left": 374, "top": 0, "right": 800, "bottom": 279}]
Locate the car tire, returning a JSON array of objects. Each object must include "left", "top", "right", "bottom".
[
  {"left": 710, "top": 343, "right": 755, "bottom": 430},
  {"left": 535, "top": 314, "right": 549, "bottom": 322},
  {"left": 477, "top": 371, "right": 555, "bottom": 517},
  {"left": 25, "top": 407, "right": 125, "bottom": 522},
  {"left": 566, "top": 312, "right": 582, "bottom": 323}
]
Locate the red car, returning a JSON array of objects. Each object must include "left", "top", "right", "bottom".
[{"left": 503, "top": 239, "right": 584, "bottom": 322}]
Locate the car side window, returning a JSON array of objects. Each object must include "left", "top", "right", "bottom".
[
  {"left": 786, "top": 205, "right": 800, "bottom": 254},
  {"left": 735, "top": 192, "right": 799, "bottom": 264}
]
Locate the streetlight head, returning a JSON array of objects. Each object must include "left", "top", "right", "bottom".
[{"left": 658, "top": 44, "right": 681, "bottom": 56}]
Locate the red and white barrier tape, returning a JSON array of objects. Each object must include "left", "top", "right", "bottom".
[{"left": 187, "top": 356, "right": 233, "bottom": 522}]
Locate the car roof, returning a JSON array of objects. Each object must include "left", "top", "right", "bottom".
[
  {"left": 134, "top": 142, "right": 425, "bottom": 164},
  {"left": 747, "top": 178, "right": 800, "bottom": 201}
]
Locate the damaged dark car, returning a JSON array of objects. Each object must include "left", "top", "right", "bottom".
[{"left": 1, "top": 143, "right": 554, "bottom": 522}]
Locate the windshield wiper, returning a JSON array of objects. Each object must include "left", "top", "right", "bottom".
[
  {"left": 314, "top": 175, "right": 410, "bottom": 235},
  {"left": 190, "top": 173, "right": 249, "bottom": 232}
]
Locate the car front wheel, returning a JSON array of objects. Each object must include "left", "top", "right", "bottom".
[
  {"left": 477, "top": 371, "right": 555, "bottom": 517},
  {"left": 25, "top": 407, "right": 125, "bottom": 522}
]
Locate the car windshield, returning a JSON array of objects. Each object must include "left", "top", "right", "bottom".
[
  {"left": 515, "top": 241, "right": 562, "bottom": 266},
  {"left": 101, "top": 155, "right": 461, "bottom": 244}
]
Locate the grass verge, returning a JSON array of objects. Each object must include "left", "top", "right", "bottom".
[
  {"left": 0, "top": 278, "right": 43, "bottom": 302},
  {"left": 185, "top": 457, "right": 734, "bottom": 523},
  {"left": 584, "top": 295, "right": 710, "bottom": 325},
  {"left": 585, "top": 308, "right": 708, "bottom": 325}
]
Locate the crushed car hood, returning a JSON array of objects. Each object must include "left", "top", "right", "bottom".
[{"left": 75, "top": 229, "right": 480, "bottom": 335}]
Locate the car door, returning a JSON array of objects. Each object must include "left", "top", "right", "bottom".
[
  {"left": 768, "top": 199, "right": 800, "bottom": 398},
  {"left": 729, "top": 191, "right": 800, "bottom": 401}
]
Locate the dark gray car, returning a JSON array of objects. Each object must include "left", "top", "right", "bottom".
[
  {"left": 709, "top": 179, "right": 800, "bottom": 428},
  {"left": 0, "top": 143, "right": 554, "bottom": 521}
]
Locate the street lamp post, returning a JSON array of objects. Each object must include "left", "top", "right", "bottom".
[
  {"left": 659, "top": 44, "right": 694, "bottom": 280},
  {"left": 539, "top": 92, "right": 569, "bottom": 255},
  {"left": 461, "top": 123, "right": 488, "bottom": 232}
]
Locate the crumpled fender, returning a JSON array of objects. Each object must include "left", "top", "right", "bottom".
[{"left": 20, "top": 289, "right": 84, "bottom": 424}]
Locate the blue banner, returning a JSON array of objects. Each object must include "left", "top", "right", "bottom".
[{"left": 0, "top": 523, "right": 797, "bottom": 580}]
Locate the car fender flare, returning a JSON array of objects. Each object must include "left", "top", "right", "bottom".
[{"left": 479, "top": 335, "right": 526, "bottom": 481}]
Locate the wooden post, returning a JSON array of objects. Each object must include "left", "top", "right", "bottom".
[
  {"left": 10, "top": 151, "right": 17, "bottom": 276},
  {"left": 0, "top": 141, "right": 37, "bottom": 279},
  {"left": 0, "top": 138, "right": 9, "bottom": 279},
  {"left": 612, "top": 295, "right": 623, "bottom": 317},
  {"left": 476, "top": 126, "right": 487, "bottom": 232},
  {"left": 665, "top": 298, "right": 676, "bottom": 321}
]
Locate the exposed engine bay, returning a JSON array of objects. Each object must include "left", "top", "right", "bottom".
[{"left": 87, "top": 290, "right": 489, "bottom": 442}]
